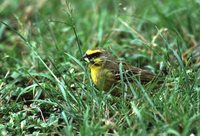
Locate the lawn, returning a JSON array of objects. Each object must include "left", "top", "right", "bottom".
[{"left": 0, "top": 0, "right": 200, "bottom": 135}]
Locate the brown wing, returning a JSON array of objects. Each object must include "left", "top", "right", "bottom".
[
  {"left": 104, "top": 58, "right": 160, "bottom": 84},
  {"left": 113, "top": 62, "right": 156, "bottom": 84}
]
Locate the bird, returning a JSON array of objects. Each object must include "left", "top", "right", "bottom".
[{"left": 82, "top": 48, "right": 161, "bottom": 95}]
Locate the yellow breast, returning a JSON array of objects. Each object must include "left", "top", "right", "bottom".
[
  {"left": 90, "top": 65, "right": 101, "bottom": 85},
  {"left": 89, "top": 64, "right": 116, "bottom": 91}
]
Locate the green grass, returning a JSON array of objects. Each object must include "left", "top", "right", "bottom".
[{"left": 0, "top": 0, "right": 200, "bottom": 135}]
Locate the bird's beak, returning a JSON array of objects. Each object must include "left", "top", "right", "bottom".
[
  {"left": 81, "top": 54, "right": 90, "bottom": 63},
  {"left": 81, "top": 54, "right": 87, "bottom": 59}
]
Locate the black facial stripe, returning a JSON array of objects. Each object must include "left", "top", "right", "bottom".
[{"left": 87, "top": 52, "right": 101, "bottom": 59}]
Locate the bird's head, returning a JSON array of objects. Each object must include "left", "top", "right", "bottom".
[{"left": 82, "top": 48, "right": 109, "bottom": 66}]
